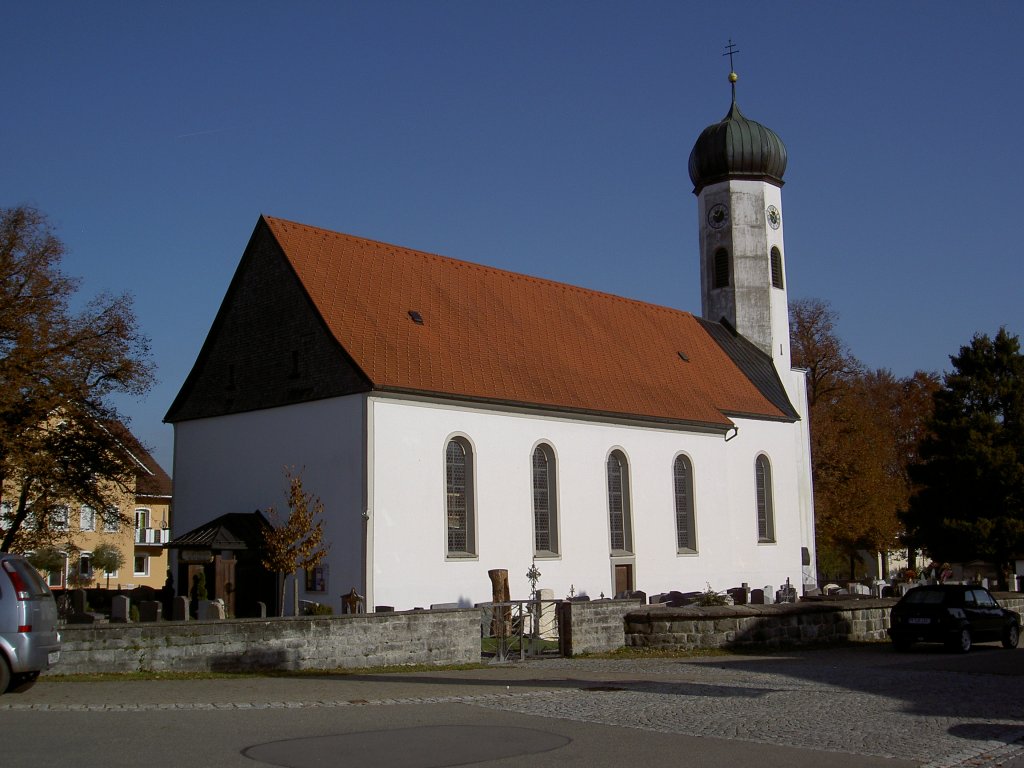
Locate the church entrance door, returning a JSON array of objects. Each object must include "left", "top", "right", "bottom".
[{"left": 614, "top": 564, "right": 633, "bottom": 595}]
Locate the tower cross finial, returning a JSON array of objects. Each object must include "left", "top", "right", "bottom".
[
  {"left": 723, "top": 39, "right": 739, "bottom": 101},
  {"left": 723, "top": 39, "right": 739, "bottom": 73}
]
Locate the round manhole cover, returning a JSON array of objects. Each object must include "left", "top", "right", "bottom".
[{"left": 243, "top": 724, "right": 571, "bottom": 767}]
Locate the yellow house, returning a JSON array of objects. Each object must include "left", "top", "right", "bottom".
[{"left": 41, "top": 429, "right": 173, "bottom": 592}]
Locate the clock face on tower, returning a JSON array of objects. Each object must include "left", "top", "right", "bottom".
[
  {"left": 766, "top": 205, "right": 781, "bottom": 230},
  {"left": 707, "top": 203, "right": 729, "bottom": 229}
]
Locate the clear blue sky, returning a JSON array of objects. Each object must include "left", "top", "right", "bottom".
[{"left": 4, "top": 2, "right": 1022, "bottom": 474}]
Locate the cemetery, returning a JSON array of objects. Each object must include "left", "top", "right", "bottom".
[{"left": 45, "top": 573, "right": 1024, "bottom": 676}]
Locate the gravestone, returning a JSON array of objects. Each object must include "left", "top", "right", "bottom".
[
  {"left": 171, "top": 595, "right": 190, "bottom": 621},
  {"left": 749, "top": 588, "right": 766, "bottom": 604},
  {"left": 110, "top": 595, "right": 130, "bottom": 623},
  {"left": 343, "top": 587, "right": 364, "bottom": 614},
  {"left": 727, "top": 586, "right": 749, "bottom": 605},
  {"left": 71, "top": 589, "right": 88, "bottom": 614},
  {"left": 537, "top": 588, "right": 557, "bottom": 639},
  {"left": 138, "top": 600, "right": 162, "bottom": 622},
  {"left": 199, "top": 599, "right": 225, "bottom": 620}
]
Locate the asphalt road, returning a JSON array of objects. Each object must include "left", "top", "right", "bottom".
[{"left": 3, "top": 642, "right": 1024, "bottom": 768}]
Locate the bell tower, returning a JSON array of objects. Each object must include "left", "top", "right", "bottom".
[{"left": 688, "top": 60, "right": 791, "bottom": 371}]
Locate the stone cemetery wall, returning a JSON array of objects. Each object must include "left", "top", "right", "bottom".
[
  {"left": 48, "top": 607, "right": 480, "bottom": 675},
  {"left": 625, "top": 600, "right": 897, "bottom": 650},
  {"left": 557, "top": 598, "right": 644, "bottom": 656}
]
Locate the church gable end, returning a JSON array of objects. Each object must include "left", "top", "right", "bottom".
[{"left": 165, "top": 218, "right": 370, "bottom": 423}]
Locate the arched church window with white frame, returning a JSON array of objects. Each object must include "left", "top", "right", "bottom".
[
  {"left": 770, "top": 247, "right": 784, "bottom": 289},
  {"left": 445, "top": 437, "right": 476, "bottom": 556},
  {"left": 673, "top": 455, "right": 697, "bottom": 553},
  {"left": 607, "top": 450, "right": 633, "bottom": 554},
  {"left": 532, "top": 444, "right": 559, "bottom": 556},
  {"left": 755, "top": 454, "right": 776, "bottom": 543}
]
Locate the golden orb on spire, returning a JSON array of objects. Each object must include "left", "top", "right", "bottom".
[{"left": 729, "top": 72, "right": 738, "bottom": 83}]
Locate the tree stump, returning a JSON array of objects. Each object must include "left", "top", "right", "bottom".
[{"left": 488, "top": 568, "right": 511, "bottom": 637}]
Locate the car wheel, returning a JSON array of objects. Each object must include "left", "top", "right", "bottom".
[
  {"left": 0, "top": 656, "right": 11, "bottom": 695},
  {"left": 1003, "top": 624, "right": 1020, "bottom": 649},
  {"left": 7, "top": 671, "right": 39, "bottom": 694},
  {"left": 948, "top": 628, "right": 972, "bottom": 653},
  {"left": 893, "top": 637, "right": 914, "bottom": 652}
]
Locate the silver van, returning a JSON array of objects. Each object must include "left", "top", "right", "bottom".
[{"left": 0, "top": 552, "right": 61, "bottom": 693}]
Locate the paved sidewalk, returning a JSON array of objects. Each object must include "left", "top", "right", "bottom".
[{"left": 5, "top": 644, "right": 1024, "bottom": 767}]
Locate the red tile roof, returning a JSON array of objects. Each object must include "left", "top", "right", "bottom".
[
  {"left": 264, "top": 216, "right": 791, "bottom": 430},
  {"left": 109, "top": 420, "right": 173, "bottom": 497}
]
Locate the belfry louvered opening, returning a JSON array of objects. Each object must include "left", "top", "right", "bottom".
[{"left": 713, "top": 248, "right": 730, "bottom": 289}]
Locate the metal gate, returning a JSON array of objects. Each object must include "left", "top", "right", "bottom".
[{"left": 481, "top": 598, "right": 562, "bottom": 661}]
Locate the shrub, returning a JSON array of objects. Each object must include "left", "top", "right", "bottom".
[{"left": 695, "top": 584, "right": 730, "bottom": 607}]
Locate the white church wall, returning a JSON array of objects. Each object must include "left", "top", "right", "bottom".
[
  {"left": 171, "top": 395, "right": 366, "bottom": 614},
  {"left": 368, "top": 396, "right": 810, "bottom": 610}
]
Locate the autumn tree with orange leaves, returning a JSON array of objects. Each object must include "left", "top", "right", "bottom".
[
  {"left": 790, "top": 298, "right": 938, "bottom": 580},
  {"left": 0, "top": 206, "right": 153, "bottom": 553},
  {"left": 261, "top": 469, "right": 330, "bottom": 616}
]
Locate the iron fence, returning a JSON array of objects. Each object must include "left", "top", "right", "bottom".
[{"left": 480, "top": 598, "right": 561, "bottom": 661}]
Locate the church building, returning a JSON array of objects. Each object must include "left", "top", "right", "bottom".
[{"left": 165, "top": 73, "right": 815, "bottom": 613}]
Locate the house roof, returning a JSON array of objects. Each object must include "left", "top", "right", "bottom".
[
  {"left": 166, "top": 511, "right": 269, "bottom": 550},
  {"left": 109, "top": 421, "right": 173, "bottom": 498},
  {"left": 258, "top": 216, "right": 796, "bottom": 429}
]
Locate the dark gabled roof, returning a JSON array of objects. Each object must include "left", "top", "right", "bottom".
[
  {"left": 697, "top": 318, "right": 799, "bottom": 420},
  {"left": 167, "top": 512, "right": 269, "bottom": 551}
]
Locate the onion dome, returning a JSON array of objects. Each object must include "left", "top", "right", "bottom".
[{"left": 688, "top": 73, "right": 787, "bottom": 194}]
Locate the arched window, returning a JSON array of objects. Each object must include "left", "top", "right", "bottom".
[
  {"left": 713, "top": 248, "right": 730, "bottom": 289},
  {"left": 607, "top": 450, "right": 633, "bottom": 554},
  {"left": 770, "top": 247, "right": 784, "bottom": 289},
  {"left": 755, "top": 454, "right": 775, "bottom": 543},
  {"left": 445, "top": 438, "right": 475, "bottom": 555},
  {"left": 532, "top": 444, "right": 559, "bottom": 556},
  {"left": 673, "top": 455, "right": 696, "bottom": 553}
]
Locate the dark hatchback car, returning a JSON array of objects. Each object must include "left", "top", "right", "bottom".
[{"left": 888, "top": 584, "right": 1020, "bottom": 653}]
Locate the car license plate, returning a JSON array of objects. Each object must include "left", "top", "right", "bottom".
[
  {"left": 48, "top": 651, "right": 60, "bottom": 665},
  {"left": 908, "top": 618, "right": 930, "bottom": 625}
]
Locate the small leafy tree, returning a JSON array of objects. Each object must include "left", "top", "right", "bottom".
[
  {"left": 27, "top": 546, "right": 66, "bottom": 577},
  {"left": 261, "top": 469, "right": 330, "bottom": 616},
  {"left": 89, "top": 542, "right": 125, "bottom": 590}
]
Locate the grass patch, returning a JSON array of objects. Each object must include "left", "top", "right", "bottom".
[
  {"left": 481, "top": 637, "right": 559, "bottom": 655},
  {"left": 579, "top": 646, "right": 735, "bottom": 659},
  {"left": 44, "top": 661, "right": 491, "bottom": 684},
  {"left": 578, "top": 638, "right": 883, "bottom": 660}
]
